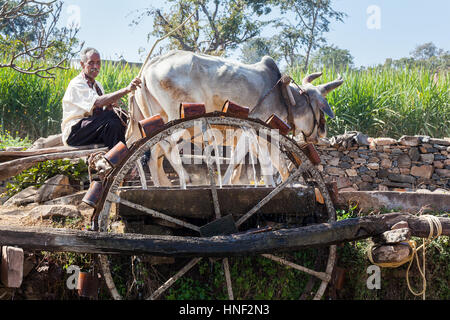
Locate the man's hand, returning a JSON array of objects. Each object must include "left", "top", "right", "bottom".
[
  {"left": 127, "top": 77, "right": 142, "bottom": 93},
  {"left": 94, "top": 78, "right": 142, "bottom": 109}
]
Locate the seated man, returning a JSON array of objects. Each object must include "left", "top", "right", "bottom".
[{"left": 61, "top": 47, "right": 141, "bottom": 149}]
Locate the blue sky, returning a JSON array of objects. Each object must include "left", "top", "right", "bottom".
[{"left": 61, "top": 0, "right": 450, "bottom": 67}]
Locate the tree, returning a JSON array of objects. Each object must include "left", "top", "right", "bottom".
[
  {"left": 0, "top": 0, "right": 82, "bottom": 78},
  {"left": 240, "top": 37, "right": 281, "bottom": 64},
  {"left": 410, "top": 42, "right": 439, "bottom": 61},
  {"left": 277, "top": 0, "right": 346, "bottom": 70},
  {"left": 132, "top": 0, "right": 269, "bottom": 56},
  {"left": 311, "top": 44, "right": 353, "bottom": 71}
]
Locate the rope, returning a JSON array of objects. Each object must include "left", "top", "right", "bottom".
[{"left": 367, "top": 215, "right": 443, "bottom": 300}]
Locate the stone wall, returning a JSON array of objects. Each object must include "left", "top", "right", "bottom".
[{"left": 316, "top": 135, "right": 450, "bottom": 192}]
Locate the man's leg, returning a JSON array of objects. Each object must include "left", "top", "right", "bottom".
[{"left": 67, "top": 110, "right": 126, "bottom": 149}]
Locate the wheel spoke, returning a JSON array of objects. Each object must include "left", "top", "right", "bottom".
[
  {"left": 223, "top": 258, "right": 234, "bottom": 300},
  {"left": 148, "top": 257, "right": 202, "bottom": 300},
  {"left": 107, "top": 193, "right": 200, "bottom": 232},
  {"left": 261, "top": 254, "right": 331, "bottom": 283},
  {"left": 235, "top": 164, "right": 306, "bottom": 228},
  {"left": 203, "top": 120, "right": 221, "bottom": 219},
  {"left": 136, "top": 160, "right": 148, "bottom": 190}
]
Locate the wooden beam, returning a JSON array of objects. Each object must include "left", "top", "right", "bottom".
[
  {"left": 0, "top": 213, "right": 448, "bottom": 258},
  {"left": 0, "top": 147, "right": 108, "bottom": 181}
]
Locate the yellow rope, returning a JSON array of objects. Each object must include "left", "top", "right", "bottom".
[{"left": 367, "top": 215, "right": 443, "bottom": 300}]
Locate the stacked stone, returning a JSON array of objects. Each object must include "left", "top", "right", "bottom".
[{"left": 317, "top": 135, "right": 450, "bottom": 192}]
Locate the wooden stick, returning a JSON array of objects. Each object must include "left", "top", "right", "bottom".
[
  {"left": 0, "top": 148, "right": 108, "bottom": 181},
  {"left": 0, "top": 213, "right": 447, "bottom": 257}
]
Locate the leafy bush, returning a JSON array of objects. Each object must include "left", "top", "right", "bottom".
[{"left": 4, "top": 159, "right": 88, "bottom": 197}]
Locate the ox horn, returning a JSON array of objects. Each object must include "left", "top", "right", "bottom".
[
  {"left": 318, "top": 75, "right": 344, "bottom": 96},
  {"left": 302, "top": 72, "right": 323, "bottom": 85}
]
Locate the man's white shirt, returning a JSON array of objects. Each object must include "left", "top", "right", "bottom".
[{"left": 61, "top": 73, "right": 105, "bottom": 146}]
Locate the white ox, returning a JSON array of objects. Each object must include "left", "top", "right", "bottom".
[{"left": 125, "top": 50, "right": 344, "bottom": 186}]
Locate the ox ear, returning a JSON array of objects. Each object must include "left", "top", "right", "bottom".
[
  {"left": 318, "top": 76, "right": 344, "bottom": 96},
  {"left": 318, "top": 98, "right": 335, "bottom": 119}
]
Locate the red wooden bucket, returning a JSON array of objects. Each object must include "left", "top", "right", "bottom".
[
  {"left": 266, "top": 114, "right": 291, "bottom": 136},
  {"left": 104, "top": 142, "right": 129, "bottom": 167},
  {"left": 180, "top": 103, "right": 206, "bottom": 119},
  {"left": 300, "top": 143, "right": 321, "bottom": 166},
  {"left": 82, "top": 181, "right": 104, "bottom": 208},
  {"left": 139, "top": 114, "right": 165, "bottom": 138},
  {"left": 222, "top": 100, "right": 249, "bottom": 118}
]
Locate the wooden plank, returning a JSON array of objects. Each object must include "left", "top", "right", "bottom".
[
  {"left": 118, "top": 186, "right": 316, "bottom": 219},
  {"left": 0, "top": 213, "right": 447, "bottom": 257},
  {"left": 1, "top": 246, "right": 24, "bottom": 288},
  {"left": 0, "top": 144, "right": 106, "bottom": 163},
  {"left": 0, "top": 147, "right": 108, "bottom": 181}
]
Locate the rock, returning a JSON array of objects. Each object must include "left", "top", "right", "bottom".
[
  {"left": 358, "top": 166, "right": 369, "bottom": 174},
  {"left": 367, "top": 163, "right": 380, "bottom": 170},
  {"left": 373, "top": 228, "right": 411, "bottom": 244},
  {"left": 340, "top": 162, "right": 352, "bottom": 169},
  {"left": 378, "top": 169, "right": 389, "bottom": 179},
  {"left": 408, "top": 147, "right": 420, "bottom": 162},
  {"left": 397, "top": 155, "right": 412, "bottom": 168},
  {"left": 434, "top": 154, "right": 447, "bottom": 161},
  {"left": 388, "top": 174, "right": 415, "bottom": 184},
  {"left": 336, "top": 177, "right": 353, "bottom": 189},
  {"left": 435, "top": 169, "right": 450, "bottom": 178},
  {"left": 361, "top": 175, "right": 373, "bottom": 182},
  {"left": 373, "top": 138, "right": 397, "bottom": 146},
  {"left": 345, "top": 169, "right": 358, "bottom": 177},
  {"left": 378, "top": 185, "right": 389, "bottom": 191},
  {"left": 29, "top": 134, "right": 63, "bottom": 150},
  {"left": 429, "top": 138, "right": 450, "bottom": 146},
  {"left": 27, "top": 205, "right": 81, "bottom": 220},
  {"left": 398, "top": 136, "right": 420, "bottom": 147},
  {"left": 36, "top": 175, "right": 76, "bottom": 203},
  {"left": 433, "top": 161, "right": 444, "bottom": 169},
  {"left": 399, "top": 168, "right": 411, "bottom": 175},
  {"left": 327, "top": 158, "right": 340, "bottom": 166},
  {"left": 411, "top": 165, "right": 434, "bottom": 179},
  {"left": 326, "top": 167, "right": 343, "bottom": 176},
  {"left": 3, "top": 186, "right": 38, "bottom": 207},
  {"left": 354, "top": 158, "right": 367, "bottom": 164},
  {"left": 420, "top": 146, "right": 438, "bottom": 153},
  {"left": 381, "top": 159, "right": 392, "bottom": 169},
  {"left": 368, "top": 157, "right": 380, "bottom": 163},
  {"left": 420, "top": 154, "right": 434, "bottom": 164},
  {"left": 43, "top": 191, "right": 88, "bottom": 206},
  {"left": 370, "top": 244, "right": 412, "bottom": 264}
]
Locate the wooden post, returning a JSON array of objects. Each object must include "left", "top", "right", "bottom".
[{"left": 1, "top": 246, "right": 24, "bottom": 288}]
